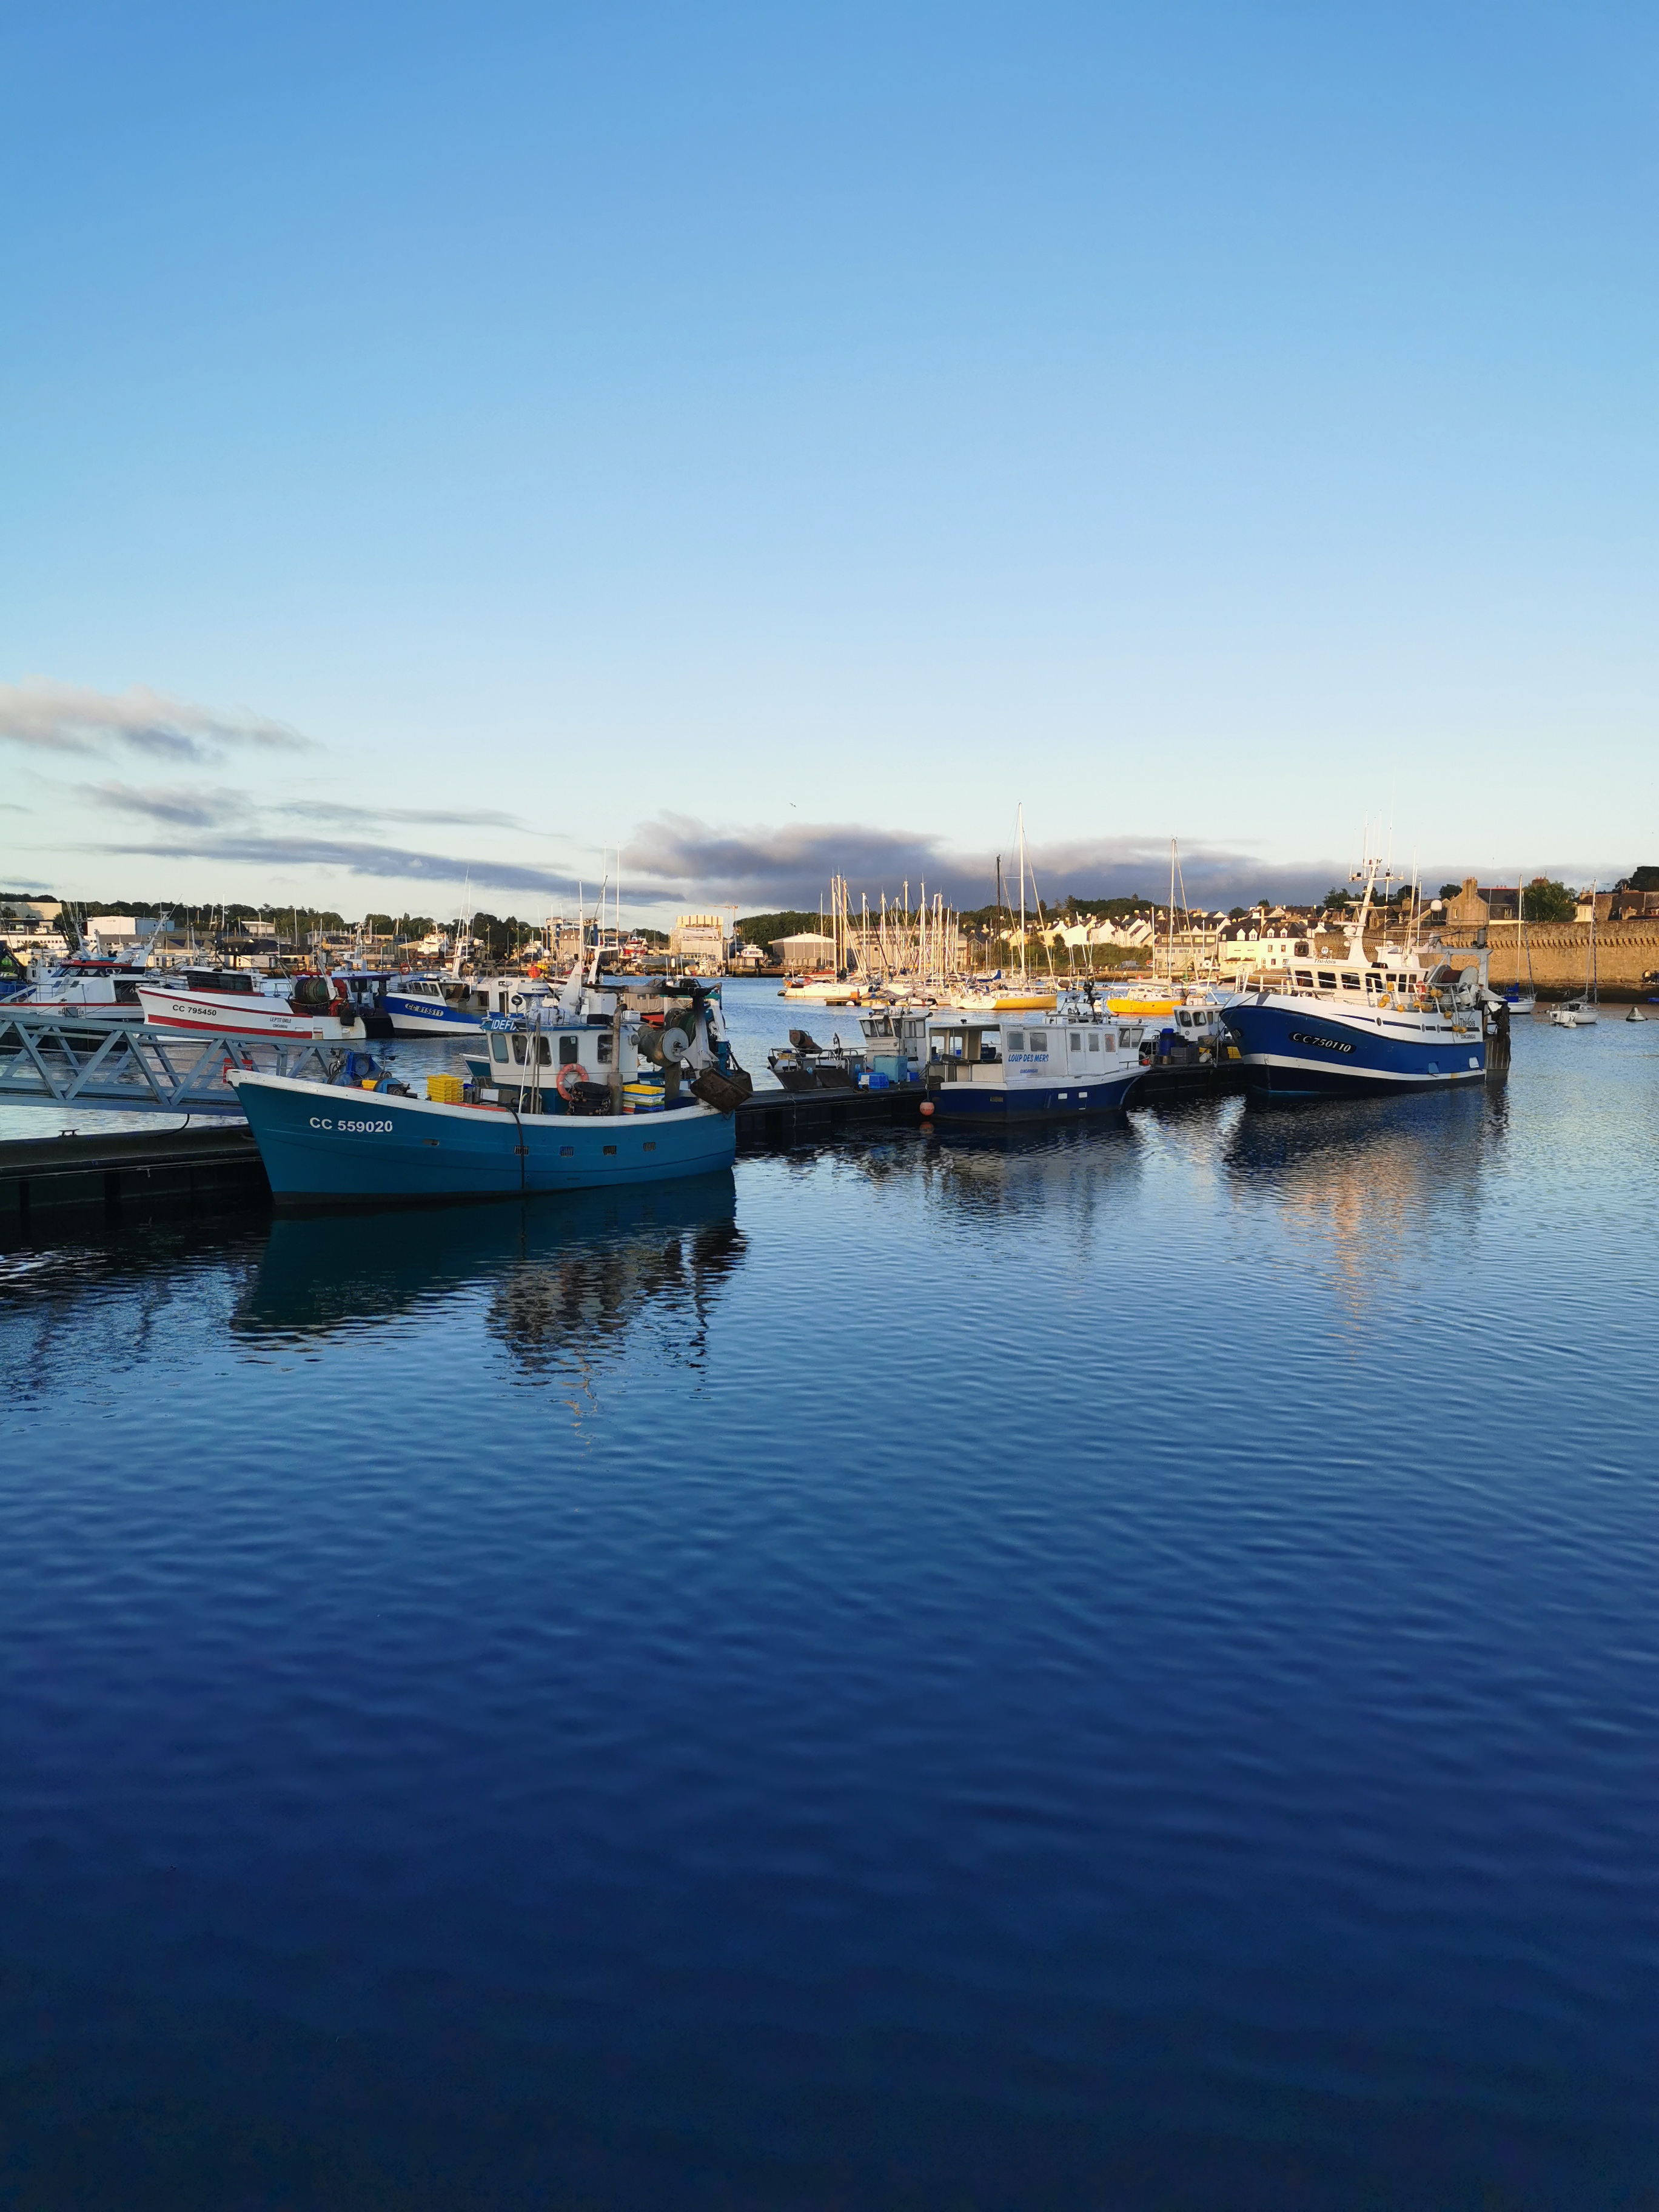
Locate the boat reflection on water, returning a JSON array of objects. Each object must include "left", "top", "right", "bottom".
[
  {"left": 1221, "top": 1085, "right": 1501, "bottom": 1320},
  {"left": 918, "top": 1113, "right": 1144, "bottom": 1235},
  {"left": 233, "top": 1168, "right": 743, "bottom": 1379}
]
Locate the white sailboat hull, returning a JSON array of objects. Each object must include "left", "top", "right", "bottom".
[{"left": 780, "top": 979, "right": 862, "bottom": 1004}]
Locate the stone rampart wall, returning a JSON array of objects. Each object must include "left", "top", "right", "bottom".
[{"left": 1430, "top": 924, "right": 1659, "bottom": 997}]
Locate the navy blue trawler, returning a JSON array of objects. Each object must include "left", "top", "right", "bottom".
[
  {"left": 920, "top": 997, "right": 1144, "bottom": 1123},
  {"left": 231, "top": 971, "right": 749, "bottom": 1205},
  {"left": 1221, "top": 860, "right": 1496, "bottom": 1099}
]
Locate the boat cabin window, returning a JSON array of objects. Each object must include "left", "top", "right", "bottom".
[
  {"left": 1317, "top": 970, "right": 1337, "bottom": 990},
  {"left": 1005, "top": 1029, "right": 1023, "bottom": 1052},
  {"left": 595, "top": 1034, "right": 613, "bottom": 1064},
  {"left": 1070, "top": 1031, "right": 1082, "bottom": 1051},
  {"left": 511, "top": 1033, "right": 528, "bottom": 1063},
  {"left": 559, "top": 1036, "right": 579, "bottom": 1065},
  {"left": 1341, "top": 973, "right": 1362, "bottom": 991},
  {"left": 490, "top": 1031, "right": 509, "bottom": 1062},
  {"left": 1294, "top": 968, "right": 1314, "bottom": 987},
  {"left": 1088, "top": 1031, "right": 1101, "bottom": 1052}
]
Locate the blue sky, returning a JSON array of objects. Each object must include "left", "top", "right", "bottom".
[{"left": 2, "top": 2, "right": 1653, "bottom": 919}]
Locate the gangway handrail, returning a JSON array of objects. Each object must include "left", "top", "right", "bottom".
[{"left": 0, "top": 1010, "right": 344, "bottom": 1115}]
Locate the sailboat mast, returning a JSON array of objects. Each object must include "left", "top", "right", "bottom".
[
  {"left": 1017, "top": 808, "right": 1027, "bottom": 983},
  {"left": 1167, "top": 839, "right": 1175, "bottom": 984}
]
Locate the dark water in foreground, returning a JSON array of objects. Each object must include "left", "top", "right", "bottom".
[{"left": 2, "top": 1022, "right": 1656, "bottom": 2208}]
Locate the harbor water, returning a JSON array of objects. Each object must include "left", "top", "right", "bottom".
[{"left": 1, "top": 1016, "right": 1655, "bottom": 2205}]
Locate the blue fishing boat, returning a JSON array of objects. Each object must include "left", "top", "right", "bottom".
[
  {"left": 382, "top": 972, "right": 489, "bottom": 1034},
  {"left": 231, "top": 967, "right": 749, "bottom": 1204},
  {"left": 232, "top": 1072, "right": 737, "bottom": 1202},
  {"left": 1221, "top": 859, "right": 1495, "bottom": 1099},
  {"left": 384, "top": 968, "right": 614, "bottom": 1034}
]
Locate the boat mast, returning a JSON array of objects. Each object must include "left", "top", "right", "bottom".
[
  {"left": 1588, "top": 881, "right": 1598, "bottom": 1006},
  {"left": 1166, "top": 839, "right": 1175, "bottom": 986},
  {"left": 1017, "top": 806, "right": 1027, "bottom": 984}
]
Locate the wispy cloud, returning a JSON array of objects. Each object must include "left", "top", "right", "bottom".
[
  {"left": 77, "top": 780, "right": 544, "bottom": 840},
  {"left": 94, "top": 830, "right": 579, "bottom": 900},
  {"left": 0, "top": 678, "right": 312, "bottom": 762},
  {"left": 82, "top": 780, "right": 249, "bottom": 829},
  {"left": 276, "top": 799, "right": 535, "bottom": 834}
]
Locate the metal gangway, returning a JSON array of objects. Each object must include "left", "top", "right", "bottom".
[{"left": 0, "top": 1009, "right": 352, "bottom": 1116}]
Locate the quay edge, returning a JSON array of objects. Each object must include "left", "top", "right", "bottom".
[{"left": 0, "top": 1125, "right": 268, "bottom": 1236}]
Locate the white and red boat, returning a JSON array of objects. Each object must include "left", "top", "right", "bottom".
[
  {"left": 137, "top": 970, "right": 364, "bottom": 1042},
  {"left": 12, "top": 960, "right": 148, "bottom": 1022}
]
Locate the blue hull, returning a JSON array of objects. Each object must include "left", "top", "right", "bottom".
[
  {"left": 1224, "top": 1000, "right": 1486, "bottom": 1098},
  {"left": 928, "top": 1072, "right": 1139, "bottom": 1122},
  {"left": 383, "top": 994, "right": 484, "bottom": 1036},
  {"left": 233, "top": 1073, "right": 736, "bottom": 1204}
]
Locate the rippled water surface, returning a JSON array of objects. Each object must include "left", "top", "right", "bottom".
[{"left": 2, "top": 1020, "right": 1656, "bottom": 2207}]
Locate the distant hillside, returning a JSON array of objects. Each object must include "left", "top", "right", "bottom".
[{"left": 734, "top": 910, "right": 825, "bottom": 951}]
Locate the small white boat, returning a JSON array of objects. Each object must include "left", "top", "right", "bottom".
[
  {"left": 1550, "top": 885, "right": 1601, "bottom": 1028},
  {"left": 921, "top": 997, "right": 1143, "bottom": 1122},
  {"left": 780, "top": 973, "right": 862, "bottom": 1005}
]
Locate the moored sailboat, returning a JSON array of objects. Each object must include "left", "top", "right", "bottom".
[{"left": 1549, "top": 884, "right": 1599, "bottom": 1027}]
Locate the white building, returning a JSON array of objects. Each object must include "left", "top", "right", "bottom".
[
  {"left": 771, "top": 931, "right": 837, "bottom": 973},
  {"left": 1216, "top": 916, "right": 1312, "bottom": 975},
  {"left": 85, "top": 914, "right": 153, "bottom": 954},
  {"left": 0, "top": 898, "right": 69, "bottom": 956},
  {"left": 669, "top": 913, "right": 728, "bottom": 972}
]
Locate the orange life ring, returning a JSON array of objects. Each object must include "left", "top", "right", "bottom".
[{"left": 555, "top": 1061, "right": 590, "bottom": 1101}]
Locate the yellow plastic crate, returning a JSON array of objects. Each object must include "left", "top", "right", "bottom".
[{"left": 426, "top": 1074, "right": 465, "bottom": 1104}]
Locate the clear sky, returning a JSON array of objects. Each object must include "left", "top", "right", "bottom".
[{"left": 2, "top": 2, "right": 1653, "bottom": 920}]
